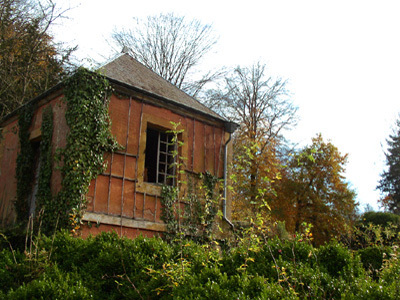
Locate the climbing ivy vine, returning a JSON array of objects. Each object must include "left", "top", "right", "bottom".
[
  {"left": 160, "top": 122, "right": 221, "bottom": 242},
  {"left": 15, "top": 103, "right": 35, "bottom": 223},
  {"left": 161, "top": 172, "right": 221, "bottom": 242},
  {"left": 36, "top": 105, "right": 54, "bottom": 234},
  {"left": 185, "top": 172, "right": 220, "bottom": 239},
  {"left": 56, "top": 68, "right": 120, "bottom": 233},
  {"left": 14, "top": 68, "right": 119, "bottom": 233}
]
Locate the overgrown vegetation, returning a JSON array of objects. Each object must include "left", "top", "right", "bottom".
[
  {"left": 4, "top": 5, "right": 400, "bottom": 299},
  {"left": 160, "top": 122, "right": 221, "bottom": 242},
  {"left": 0, "top": 219, "right": 399, "bottom": 299},
  {"left": 0, "top": 0, "right": 75, "bottom": 118},
  {"left": 35, "top": 106, "right": 54, "bottom": 233},
  {"left": 15, "top": 103, "right": 35, "bottom": 222},
  {"left": 15, "top": 68, "right": 119, "bottom": 234},
  {"left": 56, "top": 68, "right": 120, "bottom": 232},
  {"left": 161, "top": 171, "right": 220, "bottom": 241}
]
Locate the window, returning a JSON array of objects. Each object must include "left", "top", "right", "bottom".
[{"left": 144, "top": 127, "right": 176, "bottom": 185}]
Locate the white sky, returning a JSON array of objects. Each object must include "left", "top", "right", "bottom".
[{"left": 53, "top": 0, "right": 400, "bottom": 211}]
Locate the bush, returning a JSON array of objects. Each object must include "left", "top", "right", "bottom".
[
  {"left": 5, "top": 266, "right": 93, "bottom": 299},
  {"left": 42, "top": 230, "right": 175, "bottom": 299},
  {"left": 1, "top": 229, "right": 400, "bottom": 299},
  {"left": 317, "top": 241, "right": 359, "bottom": 278},
  {"left": 0, "top": 249, "right": 28, "bottom": 293},
  {"left": 357, "top": 246, "right": 391, "bottom": 277},
  {"left": 174, "top": 271, "right": 298, "bottom": 299},
  {"left": 361, "top": 212, "right": 400, "bottom": 227},
  {"left": 0, "top": 226, "right": 27, "bottom": 252},
  {"left": 379, "top": 245, "right": 400, "bottom": 298}
]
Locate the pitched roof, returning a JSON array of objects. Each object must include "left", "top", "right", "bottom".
[{"left": 99, "top": 53, "right": 225, "bottom": 121}]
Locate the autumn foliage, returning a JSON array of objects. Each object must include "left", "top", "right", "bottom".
[
  {"left": 271, "top": 134, "right": 357, "bottom": 245},
  {"left": 0, "top": 0, "right": 74, "bottom": 118},
  {"left": 231, "top": 134, "right": 282, "bottom": 220}
]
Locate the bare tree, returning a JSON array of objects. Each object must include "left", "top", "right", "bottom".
[
  {"left": 111, "top": 13, "right": 219, "bottom": 96},
  {"left": 212, "top": 62, "right": 297, "bottom": 146},
  {"left": 211, "top": 62, "right": 298, "bottom": 217},
  {"left": 0, "top": 0, "right": 75, "bottom": 118}
]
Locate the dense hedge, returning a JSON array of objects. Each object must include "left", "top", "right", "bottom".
[
  {"left": 360, "top": 211, "right": 400, "bottom": 227},
  {"left": 0, "top": 231, "right": 399, "bottom": 299}
]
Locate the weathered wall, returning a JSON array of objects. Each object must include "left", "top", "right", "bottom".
[
  {"left": 0, "top": 118, "right": 19, "bottom": 227},
  {"left": 0, "top": 94, "right": 66, "bottom": 228},
  {"left": 82, "top": 94, "right": 229, "bottom": 237},
  {"left": 0, "top": 90, "right": 231, "bottom": 237}
]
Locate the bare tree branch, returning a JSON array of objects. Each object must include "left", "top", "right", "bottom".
[
  {"left": 212, "top": 62, "right": 298, "bottom": 214},
  {"left": 111, "top": 13, "right": 220, "bottom": 97},
  {"left": 0, "top": 0, "right": 76, "bottom": 117}
]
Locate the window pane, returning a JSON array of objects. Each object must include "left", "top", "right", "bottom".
[
  {"left": 160, "top": 141, "right": 166, "bottom": 152},
  {"left": 145, "top": 127, "right": 176, "bottom": 186},
  {"left": 158, "top": 174, "right": 165, "bottom": 184},
  {"left": 159, "top": 153, "right": 166, "bottom": 163},
  {"left": 144, "top": 128, "right": 159, "bottom": 183},
  {"left": 160, "top": 132, "right": 167, "bottom": 142}
]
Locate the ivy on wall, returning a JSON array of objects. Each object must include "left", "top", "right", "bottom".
[
  {"left": 15, "top": 103, "right": 35, "bottom": 223},
  {"left": 15, "top": 68, "right": 119, "bottom": 234},
  {"left": 161, "top": 172, "right": 221, "bottom": 242},
  {"left": 56, "top": 68, "right": 120, "bottom": 233},
  {"left": 36, "top": 105, "right": 54, "bottom": 233},
  {"left": 160, "top": 185, "right": 179, "bottom": 235},
  {"left": 160, "top": 122, "right": 221, "bottom": 241}
]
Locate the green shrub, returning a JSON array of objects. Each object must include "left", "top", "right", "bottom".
[
  {"left": 358, "top": 246, "right": 392, "bottom": 277},
  {"left": 378, "top": 246, "right": 400, "bottom": 298},
  {"left": 342, "top": 275, "right": 398, "bottom": 299},
  {"left": 5, "top": 266, "right": 93, "bottom": 299},
  {"left": 42, "top": 231, "right": 175, "bottom": 299},
  {"left": 2, "top": 229, "right": 400, "bottom": 299},
  {"left": 317, "top": 241, "right": 355, "bottom": 278},
  {"left": 0, "top": 249, "right": 29, "bottom": 293},
  {"left": 174, "top": 271, "right": 298, "bottom": 299},
  {"left": 361, "top": 212, "right": 400, "bottom": 227},
  {"left": 0, "top": 226, "right": 27, "bottom": 252},
  {"left": 350, "top": 221, "right": 400, "bottom": 249}
]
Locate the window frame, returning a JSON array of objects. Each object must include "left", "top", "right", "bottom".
[
  {"left": 144, "top": 126, "right": 176, "bottom": 186},
  {"left": 136, "top": 113, "right": 188, "bottom": 196}
]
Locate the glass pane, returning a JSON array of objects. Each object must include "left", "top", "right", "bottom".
[
  {"left": 160, "top": 132, "right": 167, "bottom": 142},
  {"left": 160, "top": 142, "right": 166, "bottom": 152},
  {"left": 159, "top": 153, "right": 166, "bottom": 163},
  {"left": 158, "top": 174, "right": 165, "bottom": 184},
  {"left": 168, "top": 144, "right": 175, "bottom": 153}
]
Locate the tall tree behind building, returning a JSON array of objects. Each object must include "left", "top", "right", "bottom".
[
  {"left": 111, "top": 13, "right": 221, "bottom": 97},
  {"left": 0, "top": 0, "right": 75, "bottom": 118},
  {"left": 274, "top": 134, "right": 358, "bottom": 245},
  {"left": 210, "top": 62, "right": 298, "bottom": 218},
  {"left": 377, "top": 118, "right": 400, "bottom": 214}
]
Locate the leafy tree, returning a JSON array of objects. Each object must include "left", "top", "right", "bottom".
[
  {"left": 213, "top": 63, "right": 297, "bottom": 218},
  {"left": 274, "top": 134, "right": 358, "bottom": 245},
  {"left": 360, "top": 211, "right": 400, "bottom": 227},
  {"left": 0, "top": 0, "right": 75, "bottom": 118},
  {"left": 111, "top": 13, "right": 220, "bottom": 97},
  {"left": 231, "top": 136, "right": 283, "bottom": 219},
  {"left": 377, "top": 118, "right": 400, "bottom": 214}
]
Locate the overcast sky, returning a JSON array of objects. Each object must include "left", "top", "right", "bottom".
[{"left": 53, "top": 0, "right": 400, "bottom": 211}]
